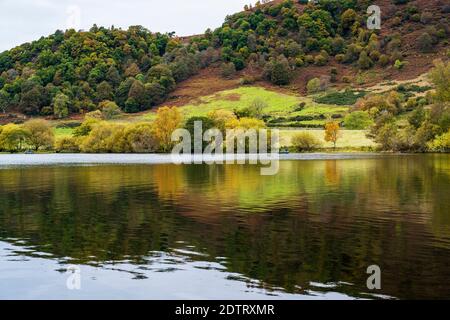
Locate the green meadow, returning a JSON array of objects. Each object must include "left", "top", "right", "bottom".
[{"left": 143, "top": 86, "right": 350, "bottom": 128}]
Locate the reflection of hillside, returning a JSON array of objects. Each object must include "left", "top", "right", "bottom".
[{"left": 0, "top": 155, "right": 449, "bottom": 298}]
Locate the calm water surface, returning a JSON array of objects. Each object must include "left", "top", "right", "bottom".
[{"left": 0, "top": 154, "right": 449, "bottom": 299}]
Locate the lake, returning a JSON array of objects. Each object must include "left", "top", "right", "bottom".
[{"left": 0, "top": 154, "right": 449, "bottom": 299}]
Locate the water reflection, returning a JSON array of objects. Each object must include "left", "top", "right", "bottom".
[{"left": 0, "top": 154, "right": 449, "bottom": 299}]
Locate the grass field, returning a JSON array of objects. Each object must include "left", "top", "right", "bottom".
[
  {"left": 54, "top": 127, "right": 74, "bottom": 138},
  {"left": 143, "top": 86, "right": 350, "bottom": 127},
  {"left": 279, "top": 129, "right": 376, "bottom": 148}
]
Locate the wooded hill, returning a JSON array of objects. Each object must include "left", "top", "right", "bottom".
[{"left": 0, "top": 0, "right": 448, "bottom": 118}]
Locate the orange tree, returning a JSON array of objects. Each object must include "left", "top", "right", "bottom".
[{"left": 324, "top": 121, "right": 341, "bottom": 150}]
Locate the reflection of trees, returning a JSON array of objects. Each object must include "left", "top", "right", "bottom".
[{"left": 0, "top": 154, "right": 449, "bottom": 299}]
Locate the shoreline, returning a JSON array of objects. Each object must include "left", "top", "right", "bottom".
[{"left": 0, "top": 152, "right": 424, "bottom": 167}]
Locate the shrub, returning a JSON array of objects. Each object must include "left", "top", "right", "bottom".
[
  {"left": 314, "top": 90, "right": 367, "bottom": 105},
  {"left": 358, "top": 51, "right": 373, "bottom": 70},
  {"left": 379, "top": 54, "right": 390, "bottom": 66},
  {"left": 410, "top": 14, "right": 420, "bottom": 23},
  {"left": 369, "top": 50, "right": 380, "bottom": 62},
  {"left": 291, "top": 132, "right": 322, "bottom": 152},
  {"left": 335, "top": 54, "right": 345, "bottom": 63},
  {"left": 55, "top": 136, "right": 80, "bottom": 153},
  {"left": 221, "top": 62, "right": 236, "bottom": 79},
  {"left": 420, "top": 12, "right": 433, "bottom": 24},
  {"left": 314, "top": 54, "right": 327, "bottom": 66},
  {"left": 427, "top": 130, "right": 450, "bottom": 152},
  {"left": 98, "top": 100, "right": 121, "bottom": 120},
  {"left": 417, "top": 32, "right": 433, "bottom": 52},
  {"left": 394, "top": 59, "right": 406, "bottom": 70},
  {"left": 73, "top": 117, "right": 101, "bottom": 137},
  {"left": 330, "top": 67, "right": 338, "bottom": 83},
  {"left": 305, "top": 55, "right": 314, "bottom": 64},
  {"left": 343, "top": 111, "right": 373, "bottom": 130},
  {"left": 306, "top": 78, "right": 321, "bottom": 94},
  {"left": 80, "top": 122, "right": 123, "bottom": 153},
  {"left": 239, "top": 76, "right": 256, "bottom": 85},
  {"left": 119, "top": 123, "right": 159, "bottom": 153},
  {"left": 392, "top": 16, "right": 402, "bottom": 26},
  {"left": 40, "top": 106, "right": 53, "bottom": 116}
]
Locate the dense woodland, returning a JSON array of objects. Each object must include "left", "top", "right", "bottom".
[{"left": 0, "top": 0, "right": 448, "bottom": 117}]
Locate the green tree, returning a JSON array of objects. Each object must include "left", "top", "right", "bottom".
[
  {"left": 429, "top": 60, "right": 450, "bottom": 103},
  {"left": 96, "top": 81, "right": 114, "bottom": 102},
  {"left": 343, "top": 111, "right": 373, "bottom": 130},
  {"left": 264, "top": 55, "right": 292, "bottom": 85},
  {"left": 53, "top": 93, "right": 70, "bottom": 118}
]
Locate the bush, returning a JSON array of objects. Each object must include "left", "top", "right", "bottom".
[
  {"left": 343, "top": 111, "right": 373, "bottom": 130},
  {"left": 394, "top": 59, "right": 406, "bottom": 70},
  {"left": 291, "top": 132, "right": 322, "bottom": 152},
  {"left": 379, "top": 54, "right": 390, "bottom": 66},
  {"left": 358, "top": 51, "right": 373, "bottom": 70},
  {"left": 40, "top": 106, "right": 53, "bottom": 116},
  {"left": 80, "top": 122, "right": 123, "bottom": 153},
  {"left": 417, "top": 32, "right": 433, "bottom": 52},
  {"left": 118, "top": 123, "right": 159, "bottom": 153},
  {"left": 392, "top": 17, "right": 402, "bottom": 26},
  {"left": 420, "top": 12, "right": 433, "bottom": 24},
  {"left": 314, "top": 54, "right": 327, "bottom": 66},
  {"left": 221, "top": 62, "right": 236, "bottom": 79},
  {"left": 55, "top": 136, "right": 80, "bottom": 153},
  {"left": 98, "top": 100, "right": 121, "bottom": 120},
  {"left": 427, "top": 130, "right": 450, "bottom": 152},
  {"left": 73, "top": 117, "right": 100, "bottom": 137},
  {"left": 314, "top": 90, "right": 367, "bottom": 105},
  {"left": 335, "top": 54, "right": 345, "bottom": 63},
  {"left": 239, "top": 76, "right": 256, "bottom": 85},
  {"left": 306, "top": 78, "right": 321, "bottom": 94}
]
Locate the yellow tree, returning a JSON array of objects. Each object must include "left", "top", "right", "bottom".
[
  {"left": 23, "top": 119, "right": 55, "bottom": 151},
  {"left": 153, "top": 106, "right": 183, "bottom": 152},
  {"left": 324, "top": 121, "right": 341, "bottom": 150}
]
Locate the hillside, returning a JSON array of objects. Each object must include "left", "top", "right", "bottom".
[{"left": 0, "top": 0, "right": 448, "bottom": 121}]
